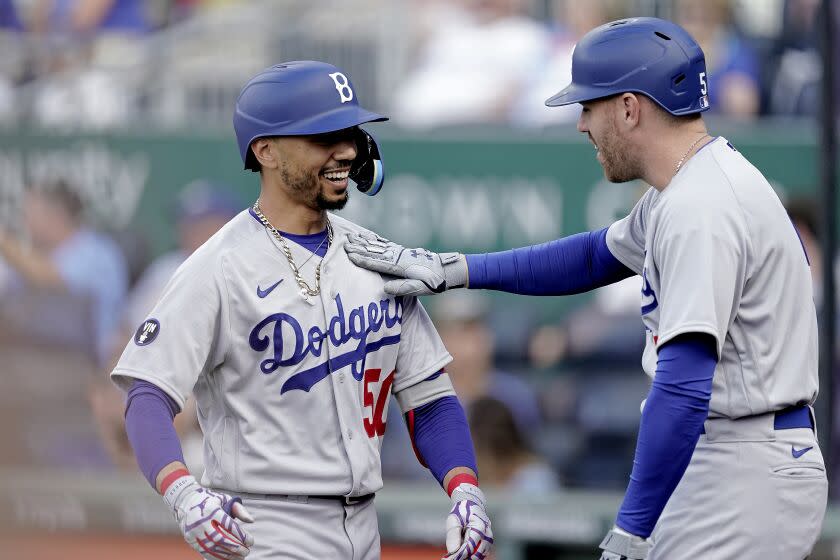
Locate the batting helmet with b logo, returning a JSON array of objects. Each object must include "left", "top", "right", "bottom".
[
  {"left": 233, "top": 61, "right": 388, "bottom": 194},
  {"left": 546, "top": 17, "right": 710, "bottom": 116}
]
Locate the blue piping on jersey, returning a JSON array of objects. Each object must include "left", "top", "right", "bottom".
[{"left": 280, "top": 334, "right": 401, "bottom": 393}]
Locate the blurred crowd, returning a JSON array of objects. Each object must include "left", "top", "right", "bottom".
[
  {"left": 1, "top": 0, "right": 839, "bottom": 500},
  {"left": 0, "top": 0, "right": 836, "bottom": 130}
]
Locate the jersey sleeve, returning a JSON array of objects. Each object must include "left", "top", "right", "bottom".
[
  {"left": 606, "top": 188, "right": 656, "bottom": 274},
  {"left": 392, "top": 296, "right": 453, "bottom": 394},
  {"left": 653, "top": 199, "right": 742, "bottom": 355},
  {"left": 111, "top": 252, "right": 228, "bottom": 409}
]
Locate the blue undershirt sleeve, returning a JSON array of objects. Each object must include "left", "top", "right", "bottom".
[
  {"left": 615, "top": 333, "right": 717, "bottom": 537},
  {"left": 407, "top": 395, "right": 477, "bottom": 485},
  {"left": 125, "top": 380, "right": 186, "bottom": 488},
  {"left": 465, "top": 227, "right": 634, "bottom": 295}
]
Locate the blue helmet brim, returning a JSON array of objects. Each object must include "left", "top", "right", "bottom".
[
  {"left": 239, "top": 105, "right": 388, "bottom": 170},
  {"left": 545, "top": 83, "right": 617, "bottom": 107}
]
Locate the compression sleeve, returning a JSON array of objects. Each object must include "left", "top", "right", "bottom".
[
  {"left": 615, "top": 333, "right": 717, "bottom": 537},
  {"left": 406, "top": 395, "right": 477, "bottom": 485},
  {"left": 465, "top": 227, "right": 634, "bottom": 295},
  {"left": 125, "top": 379, "right": 185, "bottom": 488}
]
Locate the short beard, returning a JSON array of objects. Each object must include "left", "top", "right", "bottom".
[
  {"left": 599, "top": 114, "right": 643, "bottom": 183},
  {"left": 279, "top": 160, "right": 348, "bottom": 211},
  {"left": 317, "top": 190, "right": 349, "bottom": 210}
]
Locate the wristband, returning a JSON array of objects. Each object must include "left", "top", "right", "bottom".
[
  {"left": 160, "top": 468, "right": 191, "bottom": 494},
  {"left": 162, "top": 473, "right": 196, "bottom": 510},
  {"left": 447, "top": 473, "right": 479, "bottom": 496}
]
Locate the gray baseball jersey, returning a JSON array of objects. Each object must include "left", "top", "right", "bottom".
[
  {"left": 606, "top": 136, "right": 818, "bottom": 419},
  {"left": 112, "top": 210, "right": 452, "bottom": 496}
]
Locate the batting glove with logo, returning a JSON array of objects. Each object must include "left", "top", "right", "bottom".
[
  {"left": 164, "top": 474, "right": 255, "bottom": 560},
  {"left": 443, "top": 483, "right": 494, "bottom": 560},
  {"left": 344, "top": 232, "right": 467, "bottom": 297},
  {"left": 599, "top": 526, "right": 649, "bottom": 560}
]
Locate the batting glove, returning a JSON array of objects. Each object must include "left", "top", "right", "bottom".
[
  {"left": 599, "top": 526, "right": 649, "bottom": 560},
  {"left": 344, "top": 232, "right": 467, "bottom": 297},
  {"left": 443, "top": 483, "right": 494, "bottom": 560},
  {"left": 164, "top": 474, "right": 255, "bottom": 560}
]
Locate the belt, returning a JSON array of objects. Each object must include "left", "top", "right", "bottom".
[
  {"left": 337, "top": 493, "right": 374, "bottom": 506},
  {"left": 701, "top": 404, "right": 812, "bottom": 434},
  {"left": 221, "top": 491, "right": 375, "bottom": 506}
]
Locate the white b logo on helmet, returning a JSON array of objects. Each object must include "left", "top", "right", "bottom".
[{"left": 328, "top": 72, "right": 354, "bottom": 103}]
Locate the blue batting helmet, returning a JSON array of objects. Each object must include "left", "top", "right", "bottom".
[
  {"left": 546, "top": 17, "right": 710, "bottom": 116},
  {"left": 233, "top": 60, "right": 388, "bottom": 195}
]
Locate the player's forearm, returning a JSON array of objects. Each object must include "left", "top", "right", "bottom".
[
  {"left": 406, "top": 395, "right": 478, "bottom": 491},
  {"left": 124, "top": 380, "right": 187, "bottom": 490},
  {"left": 0, "top": 233, "right": 64, "bottom": 289},
  {"left": 616, "top": 333, "right": 716, "bottom": 537},
  {"left": 464, "top": 227, "right": 633, "bottom": 295}
]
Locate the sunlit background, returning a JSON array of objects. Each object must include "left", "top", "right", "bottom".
[{"left": 0, "top": 0, "right": 838, "bottom": 558}]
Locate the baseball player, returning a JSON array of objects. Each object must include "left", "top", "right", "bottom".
[
  {"left": 111, "top": 61, "right": 493, "bottom": 560},
  {"left": 344, "top": 18, "right": 828, "bottom": 560}
]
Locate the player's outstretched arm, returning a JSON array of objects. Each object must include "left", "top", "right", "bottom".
[
  {"left": 345, "top": 228, "right": 633, "bottom": 297},
  {"left": 125, "top": 380, "right": 254, "bottom": 559}
]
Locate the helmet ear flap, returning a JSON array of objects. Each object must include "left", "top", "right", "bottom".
[
  {"left": 349, "top": 128, "right": 385, "bottom": 196},
  {"left": 244, "top": 148, "right": 261, "bottom": 172}
]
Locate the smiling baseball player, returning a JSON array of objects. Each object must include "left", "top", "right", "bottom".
[
  {"left": 111, "top": 61, "right": 492, "bottom": 560},
  {"left": 344, "top": 18, "right": 828, "bottom": 560}
]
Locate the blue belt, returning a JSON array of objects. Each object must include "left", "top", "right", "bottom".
[{"left": 701, "top": 405, "right": 812, "bottom": 434}]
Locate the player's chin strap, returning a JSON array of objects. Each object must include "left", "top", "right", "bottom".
[
  {"left": 599, "top": 526, "right": 650, "bottom": 560},
  {"left": 350, "top": 128, "right": 385, "bottom": 196}
]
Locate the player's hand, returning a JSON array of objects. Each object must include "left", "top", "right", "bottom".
[
  {"left": 344, "top": 232, "right": 467, "bottom": 296},
  {"left": 443, "top": 483, "right": 494, "bottom": 560},
  {"left": 598, "top": 526, "right": 649, "bottom": 560},
  {"left": 163, "top": 474, "right": 255, "bottom": 559}
]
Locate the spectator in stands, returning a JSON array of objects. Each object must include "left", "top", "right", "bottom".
[
  {"left": 0, "top": 0, "right": 21, "bottom": 124},
  {"left": 528, "top": 275, "right": 644, "bottom": 369},
  {"left": 380, "top": 290, "right": 543, "bottom": 481},
  {"left": 25, "top": 0, "right": 151, "bottom": 129},
  {"left": 433, "top": 290, "right": 543, "bottom": 435},
  {"left": 469, "top": 396, "right": 560, "bottom": 493},
  {"left": 511, "top": 0, "right": 624, "bottom": 127},
  {"left": 767, "top": 0, "right": 828, "bottom": 117},
  {"left": 92, "top": 179, "right": 241, "bottom": 475},
  {"left": 392, "top": 0, "right": 550, "bottom": 128},
  {"left": 0, "top": 179, "right": 127, "bottom": 366},
  {"left": 673, "top": 0, "right": 761, "bottom": 119},
  {"left": 0, "top": 0, "right": 21, "bottom": 29},
  {"left": 29, "top": 0, "right": 150, "bottom": 35},
  {"left": 121, "top": 179, "right": 241, "bottom": 334}
]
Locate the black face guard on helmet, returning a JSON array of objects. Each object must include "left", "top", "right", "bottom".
[{"left": 349, "top": 128, "right": 384, "bottom": 196}]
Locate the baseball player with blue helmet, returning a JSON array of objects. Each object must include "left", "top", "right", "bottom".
[
  {"left": 345, "top": 18, "right": 827, "bottom": 559},
  {"left": 111, "top": 61, "right": 493, "bottom": 559}
]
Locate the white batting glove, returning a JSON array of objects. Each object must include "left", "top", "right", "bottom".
[
  {"left": 344, "top": 232, "right": 467, "bottom": 296},
  {"left": 163, "top": 475, "right": 255, "bottom": 560},
  {"left": 599, "top": 526, "right": 649, "bottom": 560},
  {"left": 443, "top": 483, "right": 494, "bottom": 560}
]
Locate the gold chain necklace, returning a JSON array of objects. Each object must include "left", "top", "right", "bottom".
[
  {"left": 252, "top": 201, "right": 333, "bottom": 301},
  {"left": 675, "top": 134, "right": 710, "bottom": 174}
]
